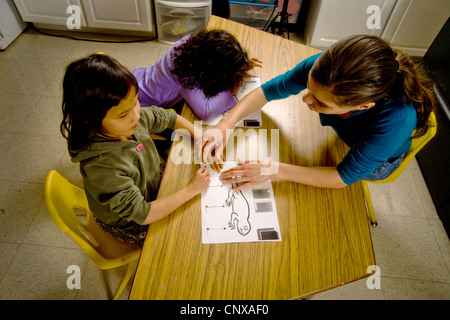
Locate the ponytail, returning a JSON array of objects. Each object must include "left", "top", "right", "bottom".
[{"left": 394, "top": 49, "right": 436, "bottom": 138}]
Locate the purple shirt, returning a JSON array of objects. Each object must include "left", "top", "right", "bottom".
[{"left": 131, "top": 36, "right": 237, "bottom": 120}]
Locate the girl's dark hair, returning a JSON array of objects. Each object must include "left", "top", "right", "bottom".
[
  {"left": 310, "top": 35, "right": 435, "bottom": 138},
  {"left": 61, "top": 54, "right": 137, "bottom": 151},
  {"left": 171, "top": 29, "right": 253, "bottom": 97}
]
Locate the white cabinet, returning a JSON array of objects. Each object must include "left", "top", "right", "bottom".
[
  {"left": 304, "top": 0, "right": 450, "bottom": 56},
  {"left": 13, "top": 0, "right": 87, "bottom": 27},
  {"left": 381, "top": 0, "right": 450, "bottom": 56},
  {"left": 13, "top": 0, "right": 154, "bottom": 34},
  {"left": 304, "top": 0, "right": 396, "bottom": 48},
  {"left": 81, "top": 0, "right": 153, "bottom": 32}
]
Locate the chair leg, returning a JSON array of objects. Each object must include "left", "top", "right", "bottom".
[
  {"left": 362, "top": 181, "right": 378, "bottom": 227},
  {"left": 112, "top": 262, "right": 135, "bottom": 300}
]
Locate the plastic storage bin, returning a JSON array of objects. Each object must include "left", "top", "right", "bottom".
[
  {"left": 155, "top": 0, "right": 211, "bottom": 44},
  {"left": 229, "top": 0, "right": 278, "bottom": 29}
]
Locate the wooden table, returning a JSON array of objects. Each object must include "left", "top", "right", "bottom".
[{"left": 129, "top": 16, "right": 375, "bottom": 300}]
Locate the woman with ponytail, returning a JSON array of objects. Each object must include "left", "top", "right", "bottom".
[{"left": 201, "top": 35, "right": 436, "bottom": 190}]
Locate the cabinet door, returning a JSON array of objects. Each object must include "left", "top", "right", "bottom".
[
  {"left": 81, "top": 0, "right": 153, "bottom": 31},
  {"left": 13, "top": 0, "right": 87, "bottom": 26},
  {"left": 307, "top": 0, "right": 396, "bottom": 48},
  {"left": 381, "top": 0, "right": 450, "bottom": 56}
]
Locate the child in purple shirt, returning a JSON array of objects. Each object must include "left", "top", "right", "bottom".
[{"left": 132, "top": 29, "right": 261, "bottom": 120}]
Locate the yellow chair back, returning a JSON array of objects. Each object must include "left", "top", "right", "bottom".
[
  {"left": 362, "top": 111, "right": 437, "bottom": 226},
  {"left": 369, "top": 111, "right": 437, "bottom": 184},
  {"left": 44, "top": 170, "right": 141, "bottom": 298}
]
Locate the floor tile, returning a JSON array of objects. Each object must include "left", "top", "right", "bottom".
[
  {"left": 0, "top": 93, "right": 40, "bottom": 134},
  {"left": 14, "top": 35, "right": 74, "bottom": 67},
  {"left": 75, "top": 260, "right": 135, "bottom": 300},
  {"left": 382, "top": 277, "right": 450, "bottom": 300},
  {"left": 311, "top": 278, "right": 385, "bottom": 300},
  {"left": 64, "top": 40, "right": 119, "bottom": 62},
  {"left": 0, "top": 244, "right": 88, "bottom": 300},
  {"left": 367, "top": 165, "right": 428, "bottom": 219},
  {"left": 0, "top": 63, "right": 58, "bottom": 96},
  {"left": 113, "top": 40, "right": 171, "bottom": 71},
  {"left": 0, "top": 133, "right": 67, "bottom": 183},
  {"left": 370, "top": 214, "right": 450, "bottom": 283},
  {"left": 22, "top": 96, "right": 63, "bottom": 136},
  {"left": 22, "top": 199, "right": 80, "bottom": 249},
  {"left": 429, "top": 217, "right": 450, "bottom": 271},
  {"left": 0, "top": 33, "right": 38, "bottom": 63},
  {"left": 0, "top": 131, "right": 16, "bottom": 160},
  {"left": 0, "top": 243, "right": 20, "bottom": 280},
  {"left": 0, "top": 180, "right": 43, "bottom": 243}
]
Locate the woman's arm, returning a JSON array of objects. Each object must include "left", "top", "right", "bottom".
[
  {"left": 276, "top": 163, "right": 348, "bottom": 189},
  {"left": 216, "top": 86, "right": 268, "bottom": 131},
  {"left": 219, "top": 161, "right": 348, "bottom": 190}
]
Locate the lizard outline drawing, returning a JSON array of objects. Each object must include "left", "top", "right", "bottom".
[{"left": 225, "top": 183, "right": 251, "bottom": 236}]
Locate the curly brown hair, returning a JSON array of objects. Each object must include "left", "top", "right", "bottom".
[{"left": 171, "top": 29, "right": 253, "bottom": 97}]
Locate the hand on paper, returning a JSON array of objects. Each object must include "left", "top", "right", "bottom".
[
  {"left": 219, "top": 161, "right": 278, "bottom": 191},
  {"left": 197, "top": 125, "right": 226, "bottom": 172}
]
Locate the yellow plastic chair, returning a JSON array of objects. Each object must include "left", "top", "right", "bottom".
[
  {"left": 44, "top": 170, "right": 141, "bottom": 300},
  {"left": 362, "top": 111, "right": 437, "bottom": 227}
]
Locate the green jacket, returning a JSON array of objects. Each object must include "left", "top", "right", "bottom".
[{"left": 70, "top": 107, "right": 177, "bottom": 226}]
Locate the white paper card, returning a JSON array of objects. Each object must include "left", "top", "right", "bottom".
[{"left": 201, "top": 162, "right": 281, "bottom": 244}]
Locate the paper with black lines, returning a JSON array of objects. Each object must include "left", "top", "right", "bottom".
[{"left": 200, "top": 161, "right": 281, "bottom": 244}]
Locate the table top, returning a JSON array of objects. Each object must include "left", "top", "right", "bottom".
[{"left": 129, "top": 15, "right": 375, "bottom": 300}]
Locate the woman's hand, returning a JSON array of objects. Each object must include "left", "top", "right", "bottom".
[
  {"left": 187, "top": 167, "right": 211, "bottom": 195},
  {"left": 196, "top": 125, "right": 227, "bottom": 172},
  {"left": 219, "top": 161, "right": 278, "bottom": 191}
]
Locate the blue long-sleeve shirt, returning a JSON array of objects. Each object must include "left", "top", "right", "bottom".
[{"left": 261, "top": 53, "right": 417, "bottom": 185}]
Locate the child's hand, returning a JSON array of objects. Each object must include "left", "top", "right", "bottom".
[
  {"left": 188, "top": 167, "right": 211, "bottom": 195},
  {"left": 250, "top": 58, "right": 262, "bottom": 69}
]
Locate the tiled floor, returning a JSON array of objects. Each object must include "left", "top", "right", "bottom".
[{"left": 0, "top": 28, "right": 449, "bottom": 300}]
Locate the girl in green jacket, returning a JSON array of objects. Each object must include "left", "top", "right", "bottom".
[{"left": 61, "top": 53, "right": 210, "bottom": 247}]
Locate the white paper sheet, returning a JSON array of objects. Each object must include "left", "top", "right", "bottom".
[{"left": 201, "top": 162, "right": 281, "bottom": 244}]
